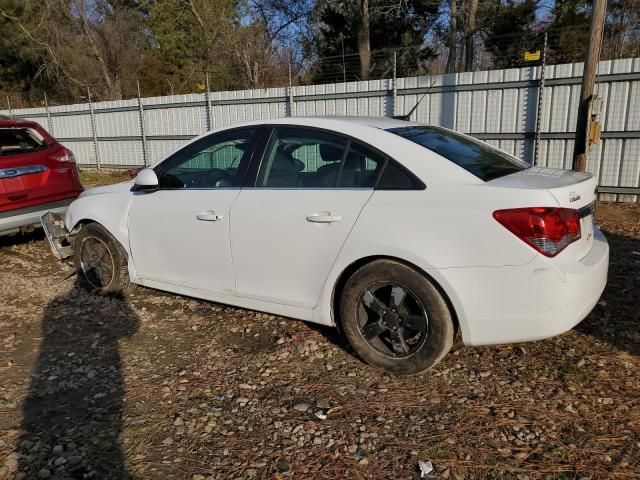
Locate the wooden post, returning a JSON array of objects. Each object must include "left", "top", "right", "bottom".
[{"left": 572, "top": 0, "right": 606, "bottom": 172}]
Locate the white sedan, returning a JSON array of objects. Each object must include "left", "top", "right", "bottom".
[{"left": 42, "top": 117, "right": 609, "bottom": 375}]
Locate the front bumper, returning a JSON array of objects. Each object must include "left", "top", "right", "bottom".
[
  {"left": 41, "top": 211, "right": 73, "bottom": 259},
  {"left": 441, "top": 226, "right": 609, "bottom": 346}
]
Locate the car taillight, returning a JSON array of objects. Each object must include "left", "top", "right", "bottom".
[
  {"left": 48, "top": 147, "right": 75, "bottom": 163},
  {"left": 493, "top": 207, "right": 581, "bottom": 257}
]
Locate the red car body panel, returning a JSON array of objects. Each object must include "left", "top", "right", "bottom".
[{"left": 0, "top": 118, "right": 83, "bottom": 231}]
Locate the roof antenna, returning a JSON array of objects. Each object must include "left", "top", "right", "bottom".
[{"left": 393, "top": 80, "right": 436, "bottom": 121}]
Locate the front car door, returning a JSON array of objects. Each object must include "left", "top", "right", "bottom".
[
  {"left": 230, "top": 126, "right": 386, "bottom": 309},
  {"left": 128, "top": 128, "right": 258, "bottom": 294}
]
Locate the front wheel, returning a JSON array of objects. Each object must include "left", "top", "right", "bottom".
[
  {"left": 73, "top": 223, "right": 130, "bottom": 296},
  {"left": 340, "top": 260, "right": 454, "bottom": 375}
]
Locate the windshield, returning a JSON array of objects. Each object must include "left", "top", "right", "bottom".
[
  {"left": 0, "top": 128, "right": 45, "bottom": 156},
  {"left": 387, "top": 126, "right": 529, "bottom": 181}
]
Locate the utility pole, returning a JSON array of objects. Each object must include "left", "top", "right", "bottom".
[{"left": 572, "top": 0, "right": 606, "bottom": 172}]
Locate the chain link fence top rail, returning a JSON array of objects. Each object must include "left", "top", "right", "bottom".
[{"left": 2, "top": 57, "right": 639, "bottom": 202}]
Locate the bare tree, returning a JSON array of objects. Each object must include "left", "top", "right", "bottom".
[
  {"left": 357, "top": 0, "right": 372, "bottom": 80},
  {"left": 185, "top": 0, "right": 237, "bottom": 76},
  {"left": 447, "top": 0, "right": 458, "bottom": 73},
  {"left": 229, "top": 24, "right": 291, "bottom": 89},
  {"left": 0, "top": 0, "right": 146, "bottom": 100},
  {"left": 464, "top": 0, "right": 478, "bottom": 71}
]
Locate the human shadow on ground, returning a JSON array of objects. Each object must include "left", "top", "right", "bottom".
[{"left": 17, "top": 278, "right": 139, "bottom": 479}]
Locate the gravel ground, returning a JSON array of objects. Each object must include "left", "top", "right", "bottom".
[{"left": 0, "top": 189, "right": 638, "bottom": 479}]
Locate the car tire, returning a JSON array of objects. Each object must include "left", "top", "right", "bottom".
[
  {"left": 73, "top": 223, "right": 130, "bottom": 296},
  {"left": 340, "top": 259, "right": 454, "bottom": 375}
]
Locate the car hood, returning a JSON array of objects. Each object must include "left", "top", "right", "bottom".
[{"left": 79, "top": 181, "right": 134, "bottom": 198}]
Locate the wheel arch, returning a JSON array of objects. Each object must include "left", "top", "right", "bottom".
[
  {"left": 330, "top": 255, "right": 462, "bottom": 337},
  {"left": 68, "top": 217, "right": 125, "bottom": 248},
  {"left": 68, "top": 217, "right": 95, "bottom": 233},
  {"left": 65, "top": 194, "right": 133, "bottom": 259}
]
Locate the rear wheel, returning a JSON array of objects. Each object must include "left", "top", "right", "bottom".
[
  {"left": 339, "top": 260, "right": 454, "bottom": 375},
  {"left": 73, "top": 223, "right": 130, "bottom": 296}
]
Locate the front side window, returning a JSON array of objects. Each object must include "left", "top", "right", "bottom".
[
  {"left": 387, "top": 126, "right": 529, "bottom": 182},
  {"left": 158, "top": 129, "right": 255, "bottom": 189}
]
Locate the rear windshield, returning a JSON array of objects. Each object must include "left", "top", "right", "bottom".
[
  {"left": 387, "top": 126, "right": 529, "bottom": 181},
  {"left": 0, "top": 128, "right": 45, "bottom": 156}
]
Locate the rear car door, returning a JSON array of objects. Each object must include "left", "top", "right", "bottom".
[
  {"left": 230, "top": 127, "right": 386, "bottom": 309},
  {"left": 128, "top": 128, "right": 258, "bottom": 294}
]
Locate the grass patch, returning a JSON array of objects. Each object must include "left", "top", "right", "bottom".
[{"left": 80, "top": 168, "right": 132, "bottom": 187}]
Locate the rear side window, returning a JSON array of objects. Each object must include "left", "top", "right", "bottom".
[
  {"left": 377, "top": 160, "right": 424, "bottom": 190},
  {"left": 338, "top": 143, "right": 385, "bottom": 188},
  {"left": 256, "top": 128, "right": 348, "bottom": 188},
  {"left": 387, "top": 126, "right": 529, "bottom": 181},
  {"left": 0, "top": 128, "right": 45, "bottom": 156}
]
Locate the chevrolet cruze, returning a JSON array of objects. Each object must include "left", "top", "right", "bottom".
[{"left": 42, "top": 117, "right": 609, "bottom": 375}]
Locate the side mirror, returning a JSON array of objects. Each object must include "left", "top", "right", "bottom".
[{"left": 133, "top": 168, "right": 159, "bottom": 191}]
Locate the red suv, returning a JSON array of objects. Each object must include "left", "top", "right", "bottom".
[{"left": 0, "top": 116, "right": 83, "bottom": 236}]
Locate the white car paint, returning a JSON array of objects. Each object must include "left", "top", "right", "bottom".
[
  {"left": 230, "top": 189, "right": 373, "bottom": 309},
  {"left": 63, "top": 116, "right": 608, "bottom": 346},
  {"left": 128, "top": 189, "right": 239, "bottom": 295}
]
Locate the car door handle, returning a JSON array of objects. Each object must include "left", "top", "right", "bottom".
[
  {"left": 196, "top": 211, "right": 223, "bottom": 222},
  {"left": 306, "top": 213, "right": 342, "bottom": 223}
]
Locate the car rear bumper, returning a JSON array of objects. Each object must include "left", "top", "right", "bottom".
[
  {"left": 441, "top": 226, "right": 609, "bottom": 346},
  {"left": 0, "top": 198, "right": 75, "bottom": 236}
]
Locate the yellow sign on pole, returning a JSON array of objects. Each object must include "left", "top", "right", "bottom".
[{"left": 524, "top": 50, "right": 541, "bottom": 61}]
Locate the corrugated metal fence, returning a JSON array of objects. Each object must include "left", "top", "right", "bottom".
[{"left": 4, "top": 57, "right": 640, "bottom": 201}]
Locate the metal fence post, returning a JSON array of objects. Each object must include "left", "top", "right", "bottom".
[
  {"left": 137, "top": 80, "right": 148, "bottom": 166},
  {"left": 205, "top": 72, "right": 213, "bottom": 131},
  {"left": 6, "top": 96, "right": 11, "bottom": 115},
  {"left": 44, "top": 92, "right": 53, "bottom": 135},
  {"left": 87, "top": 87, "right": 101, "bottom": 170},
  {"left": 288, "top": 63, "right": 295, "bottom": 117},
  {"left": 533, "top": 32, "right": 548, "bottom": 166},
  {"left": 392, "top": 50, "right": 398, "bottom": 117}
]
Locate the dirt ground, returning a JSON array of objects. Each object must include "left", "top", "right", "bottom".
[{"left": 0, "top": 173, "right": 638, "bottom": 480}]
